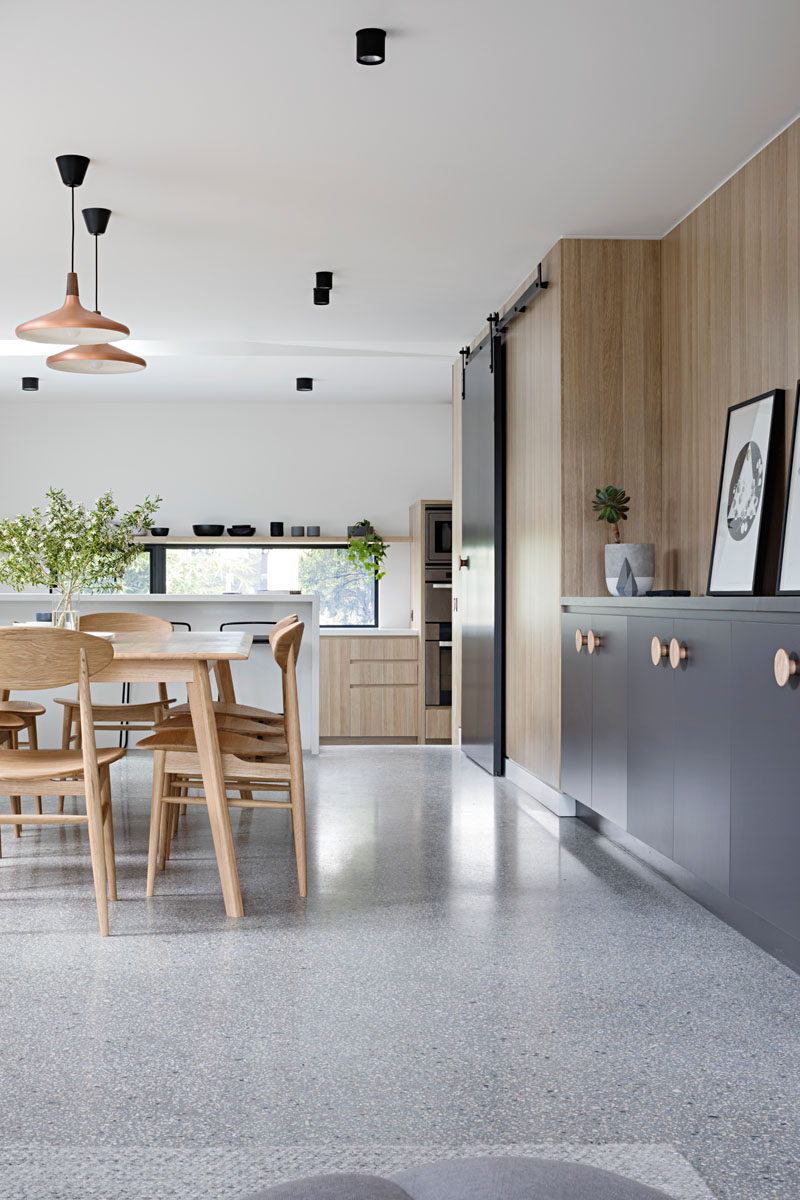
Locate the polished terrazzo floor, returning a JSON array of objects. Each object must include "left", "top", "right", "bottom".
[{"left": 0, "top": 747, "right": 797, "bottom": 1200}]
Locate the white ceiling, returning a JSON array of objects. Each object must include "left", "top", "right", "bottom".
[{"left": 1, "top": 0, "right": 798, "bottom": 405}]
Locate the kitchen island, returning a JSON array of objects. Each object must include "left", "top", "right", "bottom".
[{"left": 0, "top": 592, "right": 320, "bottom": 752}]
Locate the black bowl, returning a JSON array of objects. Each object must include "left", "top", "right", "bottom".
[
  {"left": 149, "top": 527, "right": 169, "bottom": 537},
  {"left": 193, "top": 524, "right": 224, "bottom": 537},
  {"left": 228, "top": 526, "right": 255, "bottom": 536}
]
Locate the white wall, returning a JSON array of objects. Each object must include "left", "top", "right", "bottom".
[{"left": 0, "top": 400, "right": 452, "bottom": 625}]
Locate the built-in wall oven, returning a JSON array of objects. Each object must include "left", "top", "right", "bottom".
[
  {"left": 425, "top": 506, "right": 453, "bottom": 566},
  {"left": 425, "top": 566, "right": 452, "bottom": 706}
]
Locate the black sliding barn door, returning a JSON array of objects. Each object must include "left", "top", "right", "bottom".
[{"left": 460, "top": 336, "right": 505, "bottom": 775}]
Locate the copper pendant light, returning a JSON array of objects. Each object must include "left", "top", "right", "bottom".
[
  {"left": 47, "top": 342, "right": 146, "bottom": 374},
  {"left": 46, "top": 207, "right": 146, "bottom": 375},
  {"left": 16, "top": 156, "right": 130, "bottom": 345}
]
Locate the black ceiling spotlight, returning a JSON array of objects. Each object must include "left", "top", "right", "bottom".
[
  {"left": 313, "top": 287, "right": 330, "bottom": 306},
  {"left": 296, "top": 377, "right": 313, "bottom": 392},
  {"left": 316, "top": 271, "right": 333, "bottom": 291},
  {"left": 21, "top": 377, "right": 39, "bottom": 391},
  {"left": 356, "top": 27, "right": 386, "bottom": 65}
]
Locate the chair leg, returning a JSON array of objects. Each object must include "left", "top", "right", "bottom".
[
  {"left": 291, "top": 782, "right": 307, "bottom": 898},
  {"left": 28, "top": 718, "right": 42, "bottom": 815},
  {"left": 10, "top": 795, "right": 21, "bottom": 838},
  {"left": 146, "top": 750, "right": 166, "bottom": 896},
  {"left": 85, "top": 776, "right": 109, "bottom": 938},
  {"left": 158, "top": 795, "right": 171, "bottom": 871},
  {"left": 99, "top": 767, "right": 117, "bottom": 903},
  {"left": 60, "top": 708, "right": 74, "bottom": 812}
]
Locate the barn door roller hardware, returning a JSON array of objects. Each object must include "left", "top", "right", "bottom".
[{"left": 466, "top": 262, "right": 548, "bottom": 361}]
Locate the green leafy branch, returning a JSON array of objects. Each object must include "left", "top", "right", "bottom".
[
  {"left": 0, "top": 487, "right": 162, "bottom": 602},
  {"left": 346, "top": 519, "right": 387, "bottom": 582},
  {"left": 592, "top": 486, "right": 630, "bottom": 544}
]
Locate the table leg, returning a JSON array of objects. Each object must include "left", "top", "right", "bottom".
[
  {"left": 214, "top": 659, "right": 237, "bottom": 704},
  {"left": 187, "top": 660, "right": 243, "bottom": 917}
]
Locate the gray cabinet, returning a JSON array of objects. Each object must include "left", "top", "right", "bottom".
[
  {"left": 560, "top": 612, "right": 627, "bottom": 824},
  {"left": 561, "top": 614, "right": 592, "bottom": 806},
  {"left": 627, "top": 616, "right": 675, "bottom": 857},
  {"left": 730, "top": 621, "right": 800, "bottom": 939},
  {"left": 590, "top": 615, "right": 627, "bottom": 826},
  {"left": 673, "top": 618, "right": 731, "bottom": 894},
  {"left": 562, "top": 601, "right": 800, "bottom": 965}
]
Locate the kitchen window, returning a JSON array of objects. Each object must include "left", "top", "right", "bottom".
[{"left": 138, "top": 545, "right": 378, "bottom": 626}]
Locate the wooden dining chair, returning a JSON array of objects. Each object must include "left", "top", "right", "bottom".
[
  {"left": 0, "top": 694, "right": 47, "bottom": 814},
  {"left": 0, "top": 627, "right": 124, "bottom": 935},
  {"left": 140, "top": 619, "right": 307, "bottom": 898},
  {"left": 55, "top": 611, "right": 175, "bottom": 756},
  {"left": 167, "top": 612, "right": 298, "bottom": 729}
]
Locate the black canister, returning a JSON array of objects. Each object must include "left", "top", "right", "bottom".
[{"left": 270, "top": 521, "right": 284, "bottom": 537}]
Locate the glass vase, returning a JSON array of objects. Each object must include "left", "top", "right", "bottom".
[{"left": 51, "top": 591, "right": 80, "bottom": 631}]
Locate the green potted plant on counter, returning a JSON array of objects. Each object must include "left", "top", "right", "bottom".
[
  {"left": 592, "top": 485, "right": 654, "bottom": 596},
  {"left": 0, "top": 487, "right": 161, "bottom": 629},
  {"left": 346, "top": 519, "right": 388, "bottom": 581}
]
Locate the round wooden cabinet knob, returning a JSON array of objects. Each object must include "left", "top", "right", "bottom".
[
  {"left": 650, "top": 636, "right": 668, "bottom": 666},
  {"left": 669, "top": 637, "right": 688, "bottom": 669},
  {"left": 587, "top": 629, "right": 602, "bottom": 655},
  {"left": 575, "top": 628, "right": 588, "bottom": 653},
  {"left": 774, "top": 647, "right": 798, "bottom": 687}
]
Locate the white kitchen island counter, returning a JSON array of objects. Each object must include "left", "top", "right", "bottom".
[{"left": 0, "top": 592, "right": 320, "bottom": 752}]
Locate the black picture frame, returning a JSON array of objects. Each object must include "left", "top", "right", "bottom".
[
  {"left": 777, "top": 381, "right": 800, "bottom": 595},
  {"left": 707, "top": 388, "right": 783, "bottom": 596}
]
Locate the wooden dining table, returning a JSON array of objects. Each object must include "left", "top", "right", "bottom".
[{"left": 92, "top": 629, "right": 253, "bottom": 917}]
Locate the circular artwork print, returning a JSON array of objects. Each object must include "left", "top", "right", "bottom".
[{"left": 726, "top": 440, "right": 763, "bottom": 540}]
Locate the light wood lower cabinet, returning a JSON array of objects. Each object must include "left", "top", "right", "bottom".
[{"left": 320, "top": 635, "right": 420, "bottom": 739}]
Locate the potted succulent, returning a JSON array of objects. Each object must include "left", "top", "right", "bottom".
[
  {"left": 346, "top": 519, "right": 388, "bottom": 581},
  {"left": 592, "top": 486, "right": 654, "bottom": 596},
  {"left": 0, "top": 487, "right": 161, "bottom": 629}
]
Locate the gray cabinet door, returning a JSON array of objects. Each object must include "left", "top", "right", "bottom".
[
  {"left": 627, "top": 615, "right": 674, "bottom": 856},
  {"left": 591, "top": 615, "right": 628, "bottom": 827},
  {"left": 730, "top": 620, "right": 800, "bottom": 939},
  {"left": 561, "top": 614, "right": 593, "bottom": 806},
  {"left": 673, "top": 618, "right": 731, "bottom": 894}
]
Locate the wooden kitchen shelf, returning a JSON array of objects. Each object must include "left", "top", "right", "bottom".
[{"left": 134, "top": 535, "right": 411, "bottom": 546}]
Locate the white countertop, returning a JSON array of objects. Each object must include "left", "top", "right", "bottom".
[
  {"left": 322, "top": 627, "right": 418, "bottom": 637},
  {"left": 0, "top": 592, "right": 317, "bottom": 604}
]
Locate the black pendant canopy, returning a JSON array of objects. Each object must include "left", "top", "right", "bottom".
[
  {"left": 296, "top": 377, "right": 313, "bottom": 392},
  {"left": 356, "top": 28, "right": 386, "bottom": 65},
  {"left": 21, "top": 377, "right": 39, "bottom": 391}
]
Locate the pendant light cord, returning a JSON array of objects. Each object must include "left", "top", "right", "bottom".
[
  {"left": 70, "top": 186, "right": 75, "bottom": 273},
  {"left": 94, "top": 235, "right": 99, "bottom": 312}
]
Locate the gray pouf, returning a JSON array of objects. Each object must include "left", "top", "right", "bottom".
[
  {"left": 245, "top": 1156, "right": 675, "bottom": 1199},
  {"left": 246, "top": 1174, "right": 412, "bottom": 1199},
  {"left": 392, "top": 1156, "right": 674, "bottom": 1199}
]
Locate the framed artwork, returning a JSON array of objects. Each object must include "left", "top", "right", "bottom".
[
  {"left": 777, "top": 381, "right": 800, "bottom": 594},
  {"left": 707, "top": 388, "right": 783, "bottom": 595}
]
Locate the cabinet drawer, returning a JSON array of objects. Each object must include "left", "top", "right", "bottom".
[
  {"left": 349, "top": 637, "right": 419, "bottom": 660},
  {"left": 350, "top": 685, "right": 418, "bottom": 736},
  {"left": 350, "top": 660, "right": 418, "bottom": 685}
]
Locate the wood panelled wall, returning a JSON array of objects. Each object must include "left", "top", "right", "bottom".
[
  {"left": 501, "top": 239, "right": 661, "bottom": 786},
  {"left": 561, "top": 240, "right": 662, "bottom": 595},
  {"left": 505, "top": 244, "right": 563, "bottom": 784},
  {"left": 661, "top": 120, "right": 800, "bottom": 593}
]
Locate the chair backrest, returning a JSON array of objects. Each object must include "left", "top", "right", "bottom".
[
  {"left": 268, "top": 613, "right": 301, "bottom": 653},
  {"left": 81, "top": 611, "right": 173, "bottom": 634},
  {"left": 270, "top": 621, "right": 304, "bottom": 771},
  {"left": 0, "top": 627, "right": 114, "bottom": 690}
]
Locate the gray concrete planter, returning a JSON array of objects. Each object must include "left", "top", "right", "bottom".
[{"left": 604, "top": 542, "right": 655, "bottom": 596}]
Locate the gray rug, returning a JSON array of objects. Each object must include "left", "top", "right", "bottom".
[{"left": 0, "top": 1141, "right": 715, "bottom": 1200}]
